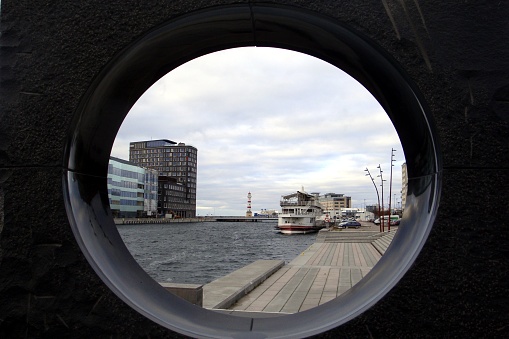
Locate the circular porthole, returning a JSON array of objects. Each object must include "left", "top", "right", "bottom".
[{"left": 63, "top": 4, "right": 441, "bottom": 338}]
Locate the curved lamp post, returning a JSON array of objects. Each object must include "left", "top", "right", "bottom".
[{"left": 365, "top": 168, "right": 382, "bottom": 232}]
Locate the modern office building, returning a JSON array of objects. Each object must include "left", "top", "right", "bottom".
[
  {"left": 129, "top": 139, "right": 197, "bottom": 218},
  {"left": 401, "top": 162, "right": 408, "bottom": 211},
  {"left": 318, "top": 193, "right": 352, "bottom": 219},
  {"left": 143, "top": 167, "right": 159, "bottom": 217},
  {"left": 107, "top": 157, "right": 145, "bottom": 218},
  {"left": 158, "top": 176, "right": 194, "bottom": 218}
]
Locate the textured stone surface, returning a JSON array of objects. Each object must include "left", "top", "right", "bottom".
[{"left": 1, "top": 0, "right": 508, "bottom": 338}]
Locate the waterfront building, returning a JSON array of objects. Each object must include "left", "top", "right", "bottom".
[
  {"left": 108, "top": 157, "right": 145, "bottom": 218},
  {"left": 318, "top": 193, "right": 352, "bottom": 219},
  {"left": 256, "top": 209, "right": 278, "bottom": 217},
  {"left": 158, "top": 176, "right": 194, "bottom": 218},
  {"left": 401, "top": 163, "right": 408, "bottom": 211},
  {"left": 340, "top": 207, "right": 360, "bottom": 219},
  {"left": 129, "top": 139, "right": 197, "bottom": 218},
  {"left": 356, "top": 208, "right": 375, "bottom": 221},
  {"left": 144, "top": 167, "right": 159, "bottom": 217}
]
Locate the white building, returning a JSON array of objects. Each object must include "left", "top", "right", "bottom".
[
  {"left": 401, "top": 163, "right": 408, "bottom": 211},
  {"left": 318, "top": 193, "right": 352, "bottom": 220}
]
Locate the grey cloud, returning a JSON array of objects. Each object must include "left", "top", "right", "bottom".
[{"left": 112, "top": 47, "right": 404, "bottom": 215}]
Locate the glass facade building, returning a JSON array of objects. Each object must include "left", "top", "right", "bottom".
[
  {"left": 144, "top": 167, "right": 159, "bottom": 216},
  {"left": 108, "top": 157, "right": 145, "bottom": 218}
]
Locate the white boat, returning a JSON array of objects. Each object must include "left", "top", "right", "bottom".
[{"left": 277, "top": 191, "right": 325, "bottom": 234}]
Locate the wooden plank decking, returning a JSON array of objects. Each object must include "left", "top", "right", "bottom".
[{"left": 225, "top": 229, "right": 397, "bottom": 314}]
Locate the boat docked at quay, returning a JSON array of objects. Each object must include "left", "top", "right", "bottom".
[{"left": 277, "top": 190, "right": 325, "bottom": 234}]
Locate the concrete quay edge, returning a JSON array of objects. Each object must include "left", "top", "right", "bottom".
[
  {"left": 202, "top": 259, "right": 285, "bottom": 310},
  {"left": 159, "top": 282, "right": 203, "bottom": 306}
]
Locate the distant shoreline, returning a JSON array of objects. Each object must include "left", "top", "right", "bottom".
[
  {"left": 114, "top": 216, "right": 278, "bottom": 225},
  {"left": 114, "top": 217, "right": 204, "bottom": 225}
]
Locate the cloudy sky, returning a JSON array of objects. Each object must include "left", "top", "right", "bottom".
[{"left": 111, "top": 47, "right": 404, "bottom": 216}]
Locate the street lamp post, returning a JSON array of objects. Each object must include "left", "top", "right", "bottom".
[
  {"left": 377, "top": 164, "right": 386, "bottom": 232},
  {"left": 388, "top": 148, "right": 396, "bottom": 232},
  {"left": 363, "top": 199, "right": 366, "bottom": 221},
  {"left": 365, "top": 168, "right": 382, "bottom": 232}
]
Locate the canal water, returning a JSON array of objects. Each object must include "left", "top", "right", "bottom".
[{"left": 117, "top": 221, "right": 317, "bottom": 285}]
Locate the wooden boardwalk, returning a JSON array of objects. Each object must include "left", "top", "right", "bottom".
[{"left": 226, "top": 229, "right": 396, "bottom": 314}]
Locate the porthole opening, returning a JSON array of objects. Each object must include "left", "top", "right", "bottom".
[
  {"left": 64, "top": 4, "right": 441, "bottom": 338},
  {"left": 109, "top": 46, "right": 406, "bottom": 314}
]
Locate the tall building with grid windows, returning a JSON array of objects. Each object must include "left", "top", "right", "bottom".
[{"left": 129, "top": 139, "right": 197, "bottom": 218}]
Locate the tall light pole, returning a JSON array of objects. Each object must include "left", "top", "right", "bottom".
[
  {"left": 365, "top": 168, "right": 381, "bottom": 232},
  {"left": 377, "top": 164, "right": 386, "bottom": 232},
  {"left": 363, "top": 199, "right": 366, "bottom": 221},
  {"left": 388, "top": 148, "right": 396, "bottom": 232}
]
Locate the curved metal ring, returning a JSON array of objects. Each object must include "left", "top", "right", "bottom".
[{"left": 63, "top": 4, "right": 442, "bottom": 338}]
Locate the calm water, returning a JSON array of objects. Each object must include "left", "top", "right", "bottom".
[{"left": 117, "top": 221, "right": 317, "bottom": 284}]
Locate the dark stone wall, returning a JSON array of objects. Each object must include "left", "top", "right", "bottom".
[{"left": 1, "top": 1, "right": 507, "bottom": 338}]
